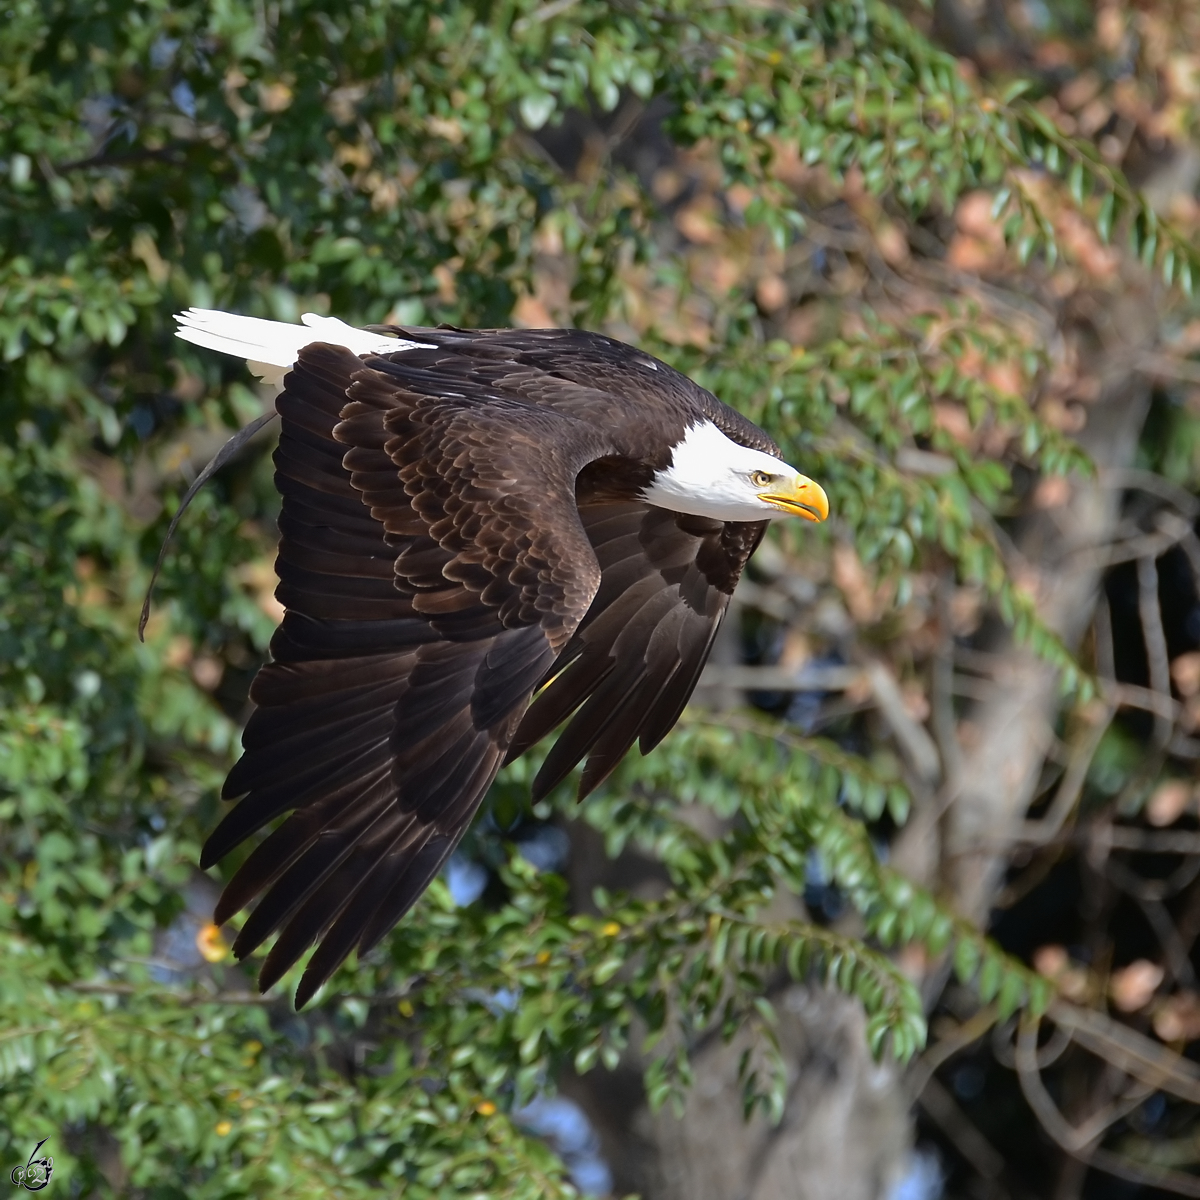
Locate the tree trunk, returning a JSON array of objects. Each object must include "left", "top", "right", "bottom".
[
  {"left": 571, "top": 279, "right": 1160, "bottom": 1200},
  {"left": 946, "top": 283, "right": 1157, "bottom": 921}
]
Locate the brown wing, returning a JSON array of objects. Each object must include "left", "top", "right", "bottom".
[
  {"left": 363, "top": 323, "right": 783, "bottom": 461},
  {"left": 504, "top": 502, "right": 766, "bottom": 799},
  {"left": 203, "top": 344, "right": 608, "bottom": 1006}
]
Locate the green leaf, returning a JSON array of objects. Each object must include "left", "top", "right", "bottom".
[
  {"left": 995, "top": 969, "right": 1027, "bottom": 1021},
  {"left": 519, "top": 91, "right": 556, "bottom": 131},
  {"left": 953, "top": 937, "right": 982, "bottom": 984},
  {"left": 1097, "top": 192, "right": 1117, "bottom": 243},
  {"left": 1002, "top": 80, "right": 1035, "bottom": 103},
  {"left": 592, "top": 956, "right": 624, "bottom": 985},
  {"left": 1067, "top": 160, "right": 1086, "bottom": 207},
  {"left": 977, "top": 951, "right": 1004, "bottom": 1003}
]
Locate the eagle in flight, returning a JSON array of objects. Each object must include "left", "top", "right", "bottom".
[{"left": 174, "top": 308, "right": 829, "bottom": 1006}]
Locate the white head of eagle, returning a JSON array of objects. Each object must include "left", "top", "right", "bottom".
[{"left": 642, "top": 419, "right": 828, "bottom": 524}]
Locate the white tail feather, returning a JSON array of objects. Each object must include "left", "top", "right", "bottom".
[{"left": 174, "top": 308, "right": 430, "bottom": 385}]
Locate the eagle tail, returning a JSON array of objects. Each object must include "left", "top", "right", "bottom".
[{"left": 173, "top": 308, "right": 427, "bottom": 385}]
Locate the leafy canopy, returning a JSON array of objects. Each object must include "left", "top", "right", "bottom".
[{"left": 1, "top": 0, "right": 1177, "bottom": 1193}]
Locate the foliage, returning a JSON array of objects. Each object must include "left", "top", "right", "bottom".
[{"left": 0, "top": 0, "right": 1182, "bottom": 1193}]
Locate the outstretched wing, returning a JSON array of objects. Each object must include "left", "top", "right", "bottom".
[
  {"left": 505, "top": 501, "right": 766, "bottom": 798},
  {"left": 205, "top": 344, "right": 608, "bottom": 1006}
]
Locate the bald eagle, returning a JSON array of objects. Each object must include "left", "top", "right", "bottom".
[{"left": 173, "top": 308, "right": 828, "bottom": 1006}]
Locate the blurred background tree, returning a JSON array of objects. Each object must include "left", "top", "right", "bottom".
[{"left": 3, "top": 0, "right": 1200, "bottom": 1196}]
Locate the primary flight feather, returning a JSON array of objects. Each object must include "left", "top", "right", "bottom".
[{"left": 174, "top": 307, "right": 829, "bottom": 1006}]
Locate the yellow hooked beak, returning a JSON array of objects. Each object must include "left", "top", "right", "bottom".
[{"left": 759, "top": 474, "right": 829, "bottom": 522}]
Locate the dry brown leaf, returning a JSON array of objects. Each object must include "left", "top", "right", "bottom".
[
  {"left": 512, "top": 294, "right": 555, "bottom": 328},
  {"left": 949, "top": 587, "right": 984, "bottom": 635},
  {"left": 1033, "top": 475, "right": 1073, "bottom": 510},
  {"left": 259, "top": 82, "right": 293, "bottom": 113},
  {"left": 1154, "top": 991, "right": 1200, "bottom": 1042},
  {"left": 236, "top": 559, "right": 285, "bottom": 624},
  {"left": 190, "top": 656, "right": 224, "bottom": 692},
  {"left": 1110, "top": 959, "right": 1165, "bottom": 1013},
  {"left": 933, "top": 402, "right": 973, "bottom": 446},
  {"left": 1034, "top": 944, "right": 1069, "bottom": 978},
  {"left": 755, "top": 274, "right": 788, "bottom": 312},
  {"left": 1060, "top": 70, "right": 1103, "bottom": 112},
  {"left": 956, "top": 191, "right": 1003, "bottom": 241},
  {"left": 1034, "top": 944, "right": 1092, "bottom": 1002},
  {"left": 1077, "top": 98, "right": 1114, "bottom": 137},
  {"left": 768, "top": 138, "right": 810, "bottom": 192},
  {"left": 1038, "top": 398, "right": 1087, "bottom": 434},
  {"left": 426, "top": 115, "right": 465, "bottom": 144},
  {"left": 725, "top": 182, "right": 755, "bottom": 215},
  {"left": 901, "top": 682, "right": 930, "bottom": 723},
  {"left": 533, "top": 219, "right": 564, "bottom": 256},
  {"left": 985, "top": 360, "right": 1026, "bottom": 398},
  {"left": 1033, "top": 41, "right": 1075, "bottom": 69},
  {"left": 674, "top": 196, "right": 722, "bottom": 245},
  {"left": 433, "top": 263, "right": 457, "bottom": 305},
  {"left": 875, "top": 221, "right": 910, "bottom": 267},
  {"left": 1166, "top": 54, "right": 1200, "bottom": 101},
  {"left": 334, "top": 142, "right": 372, "bottom": 170},
  {"left": 832, "top": 543, "right": 880, "bottom": 625},
  {"left": 1171, "top": 652, "right": 1200, "bottom": 697},
  {"left": 694, "top": 252, "right": 742, "bottom": 296},
  {"left": 1055, "top": 210, "right": 1120, "bottom": 280},
  {"left": 651, "top": 168, "right": 685, "bottom": 203},
  {"left": 1147, "top": 779, "right": 1195, "bottom": 827},
  {"left": 163, "top": 635, "right": 194, "bottom": 670}
]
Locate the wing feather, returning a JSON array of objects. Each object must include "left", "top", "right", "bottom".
[
  {"left": 200, "top": 328, "right": 773, "bottom": 1006},
  {"left": 530, "top": 587, "right": 679, "bottom": 798},
  {"left": 205, "top": 343, "right": 606, "bottom": 1003},
  {"left": 230, "top": 791, "right": 409, "bottom": 959},
  {"left": 288, "top": 829, "right": 458, "bottom": 1004},
  {"left": 508, "top": 503, "right": 765, "bottom": 798},
  {"left": 204, "top": 759, "right": 392, "bottom": 881},
  {"left": 223, "top": 706, "right": 395, "bottom": 796}
]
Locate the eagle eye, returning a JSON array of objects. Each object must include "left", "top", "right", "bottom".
[{"left": 750, "top": 470, "right": 774, "bottom": 488}]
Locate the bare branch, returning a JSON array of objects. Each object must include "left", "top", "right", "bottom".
[
  {"left": 918, "top": 1076, "right": 1009, "bottom": 1185},
  {"left": 932, "top": 573, "right": 964, "bottom": 786},
  {"left": 1049, "top": 1003, "right": 1200, "bottom": 1105},
  {"left": 1135, "top": 351, "right": 1200, "bottom": 389},
  {"left": 1134, "top": 894, "right": 1198, "bottom": 986},
  {"left": 1030, "top": 702, "right": 1115, "bottom": 839},
  {"left": 863, "top": 658, "right": 941, "bottom": 785},
  {"left": 1017, "top": 1016, "right": 1200, "bottom": 1198},
  {"left": 1137, "top": 555, "right": 1174, "bottom": 747},
  {"left": 907, "top": 1005, "right": 998, "bottom": 1101},
  {"left": 1100, "top": 468, "right": 1200, "bottom": 520},
  {"left": 64, "top": 980, "right": 419, "bottom": 1007}
]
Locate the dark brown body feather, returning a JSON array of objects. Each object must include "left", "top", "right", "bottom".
[{"left": 205, "top": 327, "right": 771, "bottom": 1005}]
